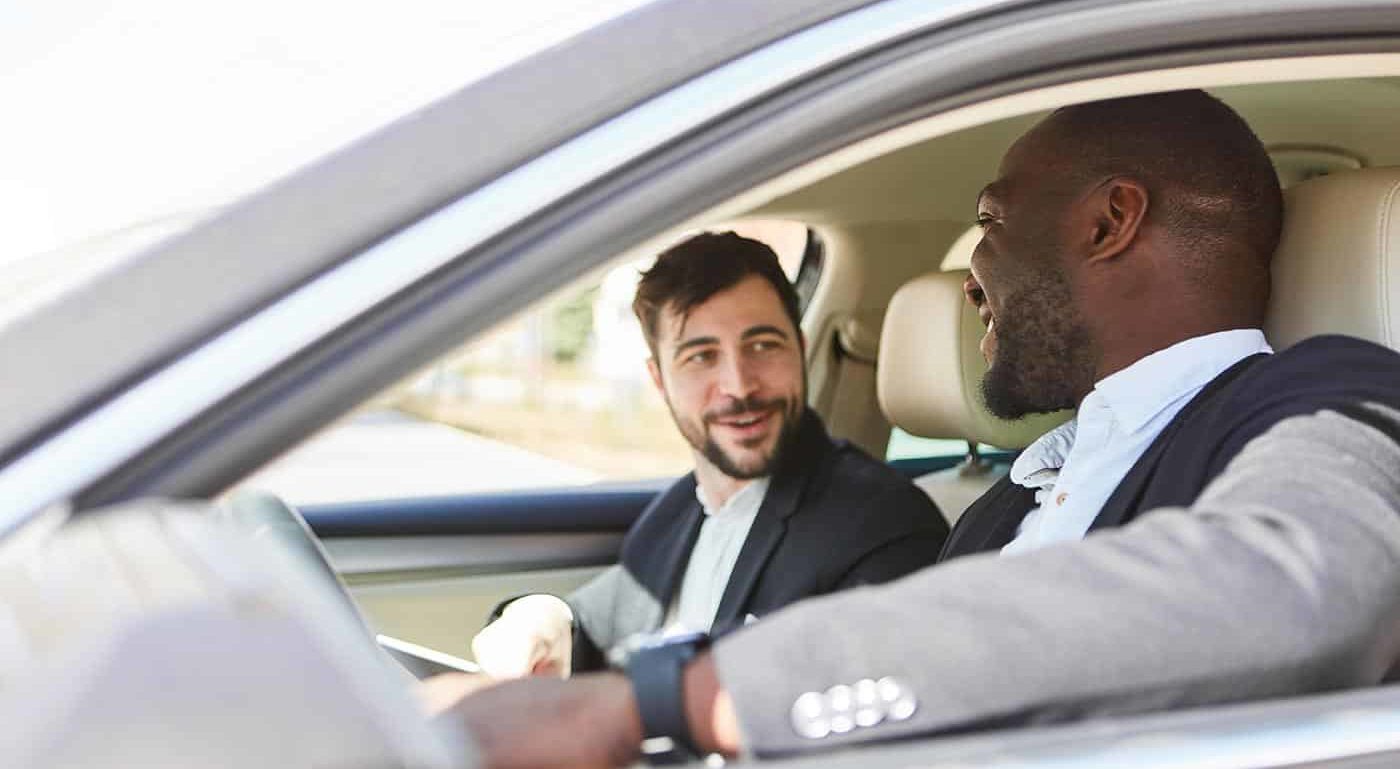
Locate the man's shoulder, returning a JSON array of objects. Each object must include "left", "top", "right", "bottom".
[
  {"left": 624, "top": 473, "right": 699, "bottom": 533},
  {"left": 795, "top": 438, "right": 941, "bottom": 522},
  {"left": 1237, "top": 334, "right": 1400, "bottom": 396},
  {"left": 1182, "top": 334, "right": 1400, "bottom": 473},
  {"left": 1268, "top": 333, "right": 1400, "bottom": 365}
]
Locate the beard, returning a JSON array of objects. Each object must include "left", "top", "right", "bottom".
[
  {"left": 980, "top": 264, "right": 1095, "bottom": 420},
  {"left": 674, "top": 393, "right": 804, "bottom": 480}
]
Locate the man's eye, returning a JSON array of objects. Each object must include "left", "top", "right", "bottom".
[
  {"left": 974, "top": 215, "right": 999, "bottom": 229},
  {"left": 684, "top": 350, "right": 716, "bottom": 365},
  {"left": 750, "top": 339, "right": 782, "bottom": 353}
]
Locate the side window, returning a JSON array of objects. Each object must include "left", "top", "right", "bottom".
[
  {"left": 885, "top": 428, "right": 970, "bottom": 462},
  {"left": 237, "top": 220, "right": 813, "bottom": 505}
]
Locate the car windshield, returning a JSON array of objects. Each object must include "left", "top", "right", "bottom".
[{"left": 0, "top": 0, "right": 656, "bottom": 332}]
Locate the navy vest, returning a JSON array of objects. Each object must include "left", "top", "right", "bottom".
[{"left": 940, "top": 334, "right": 1400, "bottom": 561}]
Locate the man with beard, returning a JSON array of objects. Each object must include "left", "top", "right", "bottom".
[
  {"left": 939, "top": 88, "right": 1281, "bottom": 559},
  {"left": 469, "top": 231, "right": 947, "bottom": 679},
  {"left": 429, "top": 90, "right": 1400, "bottom": 768}
]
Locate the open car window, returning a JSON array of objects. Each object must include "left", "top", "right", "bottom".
[
  {"left": 236, "top": 220, "right": 812, "bottom": 505},
  {"left": 0, "top": 0, "right": 658, "bottom": 333}
]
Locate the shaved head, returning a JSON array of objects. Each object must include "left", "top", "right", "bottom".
[
  {"left": 1034, "top": 90, "right": 1283, "bottom": 313},
  {"left": 968, "top": 89, "right": 1285, "bottom": 415}
]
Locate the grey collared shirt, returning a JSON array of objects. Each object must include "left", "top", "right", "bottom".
[{"left": 662, "top": 476, "right": 771, "bottom": 634}]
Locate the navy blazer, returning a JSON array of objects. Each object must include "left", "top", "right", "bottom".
[{"left": 568, "top": 410, "right": 948, "bottom": 671}]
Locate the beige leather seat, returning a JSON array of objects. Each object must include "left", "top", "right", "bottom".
[
  {"left": 1266, "top": 167, "right": 1400, "bottom": 350},
  {"left": 877, "top": 269, "right": 1069, "bottom": 525}
]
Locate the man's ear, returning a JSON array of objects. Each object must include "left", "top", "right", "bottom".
[
  {"left": 1086, "top": 177, "right": 1148, "bottom": 263},
  {"left": 646, "top": 357, "right": 664, "bottom": 393}
]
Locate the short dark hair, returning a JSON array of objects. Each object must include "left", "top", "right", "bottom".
[
  {"left": 1046, "top": 89, "right": 1283, "bottom": 276},
  {"left": 633, "top": 231, "right": 802, "bottom": 356}
]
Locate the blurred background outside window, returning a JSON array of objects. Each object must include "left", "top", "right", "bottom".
[{"left": 239, "top": 221, "right": 810, "bottom": 504}]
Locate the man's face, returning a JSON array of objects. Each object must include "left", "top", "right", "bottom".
[
  {"left": 967, "top": 127, "right": 1097, "bottom": 419},
  {"left": 649, "top": 275, "right": 806, "bottom": 480}
]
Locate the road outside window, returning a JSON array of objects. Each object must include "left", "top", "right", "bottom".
[{"left": 237, "top": 221, "right": 809, "bottom": 504}]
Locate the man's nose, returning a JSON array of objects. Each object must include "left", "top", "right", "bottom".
[{"left": 717, "top": 354, "right": 759, "bottom": 398}]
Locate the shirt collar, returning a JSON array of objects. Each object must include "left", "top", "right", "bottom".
[
  {"left": 1010, "top": 417, "right": 1076, "bottom": 488},
  {"left": 695, "top": 476, "right": 771, "bottom": 517},
  {"left": 1009, "top": 329, "right": 1270, "bottom": 486},
  {"left": 1092, "top": 329, "right": 1272, "bottom": 435}
]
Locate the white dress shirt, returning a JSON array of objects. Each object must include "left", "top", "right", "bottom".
[
  {"left": 1001, "top": 329, "right": 1272, "bottom": 555},
  {"left": 662, "top": 476, "right": 770, "bottom": 634}
]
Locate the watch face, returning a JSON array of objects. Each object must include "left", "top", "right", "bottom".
[{"left": 608, "top": 630, "right": 711, "bottom": 669}]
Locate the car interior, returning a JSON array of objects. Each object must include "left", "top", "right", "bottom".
[
  {"left": 302, "top": 67, "right": 1400, "bottom": 668},
  {"left": 14, "top": 44, "right": 1400, "bottom": 767}
]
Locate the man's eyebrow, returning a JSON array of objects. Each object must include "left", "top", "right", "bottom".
[
  {"left": 976, "top": 181, "right": 1006, "bottom": 213},
  {"left": 742, "top": 325, "right": 790, "bottom": 341},
  {"left": 672, "top": 335, "right": 719, "bottom": 360}
]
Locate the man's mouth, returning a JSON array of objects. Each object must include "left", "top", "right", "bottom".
[{"left": 711, "top": 409, "right": 776, "bottom": 442}]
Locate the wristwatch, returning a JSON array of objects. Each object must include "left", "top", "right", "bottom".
[{"left": 620, "top": 631, "right": 712, "bottom": 765}]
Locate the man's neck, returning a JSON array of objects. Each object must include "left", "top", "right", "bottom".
[
  {"left": 693, "top": 462, "right": 752, "bottom": 510},
  {"left": 1090, "top": 320, "right": 1262, "bottom": 390}
]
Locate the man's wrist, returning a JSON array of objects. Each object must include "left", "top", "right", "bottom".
[
  {"left": 624, "top": 632, "right": 711, "bottom": 762},
  {"left": 683, "top": 652, "right": 741, "bottom": 756},
  {"left": 600, "top": 672, "right": 646, "bottom": 765}
]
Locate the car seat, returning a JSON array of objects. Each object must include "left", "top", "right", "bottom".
[{"left": 876, "top": 269, "right": 1069, "bottom": 525}]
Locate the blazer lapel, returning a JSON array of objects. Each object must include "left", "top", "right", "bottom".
[
  {"left": 710, "top": 411, "right": 829, "bottom": 629},
  {"left": 620, "top": 474, "right": 706, "bottom": 630},
  {"left": 709, "top": 476, "right": 794, "bottom": 630},
  {"left": 645, "top": 503, "right": 705, "bottom": 614}
]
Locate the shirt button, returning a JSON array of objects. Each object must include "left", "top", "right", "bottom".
[{"left": 1055, "top": 492, "right": 1068, "bottom": 506}]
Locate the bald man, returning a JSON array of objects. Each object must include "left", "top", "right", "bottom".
[{"left": 432, "top": 91, "right": 1400, "bottom": 768}]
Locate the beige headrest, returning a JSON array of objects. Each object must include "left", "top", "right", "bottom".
[
  {"left": 1267, "top": 167, "right": 1400, "bottom": 350},
  {"left": 878, "top": 270, "right": 1070, "bottom": 450}
]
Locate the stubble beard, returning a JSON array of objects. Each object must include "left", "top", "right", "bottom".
[
  {"left": 979, "top": 266, "right": 1094, "bottom": 420},
  {"left": 675, "top": 394, "right": 804, "bottom": 481}
]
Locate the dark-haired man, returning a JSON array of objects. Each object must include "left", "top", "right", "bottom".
[
  {"left": 438, "top": 90, "right": 1400, "bottom": 768},
  {"left": 470, "top": 231, "right": 947, "bottom": 678}
]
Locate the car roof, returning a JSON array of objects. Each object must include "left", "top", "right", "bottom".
[{"left": 0, "top": 0, "right": 903, "bottom": 465}]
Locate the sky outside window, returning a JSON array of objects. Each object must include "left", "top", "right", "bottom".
[{"left": 0, "top": 0, "right": 656, "bottom": 328}]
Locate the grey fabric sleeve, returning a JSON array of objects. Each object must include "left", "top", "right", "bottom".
[
  {"left": 713, "top": 406, "right": 1400, "bottom": 757},
  {"left": 566, "top": 564, "right": 664, "bottom": 671},
  {"left": 566, "top": 565, "right": 624, "bottom": 653}
]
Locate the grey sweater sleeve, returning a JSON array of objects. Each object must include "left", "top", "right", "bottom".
[{"left": 713, "top": 406, "right": 1400, "bottom": 757}]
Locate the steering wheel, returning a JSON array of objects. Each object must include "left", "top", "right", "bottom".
[
  {"left": 216, "top": 489, "right": 369, "bottom": 627},
  {"left": 217, "top": 489, "right": 476, "bottom": 678}
]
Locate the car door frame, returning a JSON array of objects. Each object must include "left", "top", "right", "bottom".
[{"left": 3, "top": 0, "right": 1400, "bottom": 532}]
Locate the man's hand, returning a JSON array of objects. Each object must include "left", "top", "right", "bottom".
[
  {"left": 439, "top": 652, "right": 743, "bottom": 769},
  {"left": 471, "top": 595, "right": 574, "bottom": 679},
  {"left": 418, "top": 672, "right": 501, "bottom": 717},
  {"left": 442, "top": 673, "right": 643, "bottom": 769}
]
